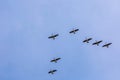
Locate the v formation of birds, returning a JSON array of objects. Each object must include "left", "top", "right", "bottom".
[{"left": 47, "top": 28, "right": 112, "bottom": 77}]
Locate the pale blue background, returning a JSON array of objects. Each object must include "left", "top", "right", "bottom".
[{"left": 0, "top": 0, "right": 120, "bottom": 80}]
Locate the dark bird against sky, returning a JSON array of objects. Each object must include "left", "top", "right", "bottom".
[
  {"left": 102, "top": 43, "right": 112, "bottom": 48},
  {"left": 48, "top": 70, "right": 57, "bottom": 74},
  {"left": 83, "top": 38, "right": 92, "bottom": 43},
  {"left": 69, "top": 29, "right": 79, "bottom": 34},
  {"left": 92, "top": 40, "right": 103, "bottom": 46},
  {"left": 50, "top": 58, "right": 61, "bottom": 63},
  {"left": 48, "top": 34, "right": 59, "bottom": 40}
]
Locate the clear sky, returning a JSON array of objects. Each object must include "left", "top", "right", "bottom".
[{"left": 0, "top": 0, "right": 120, "bottom": 80}]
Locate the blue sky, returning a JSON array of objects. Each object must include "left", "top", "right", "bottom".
[{"left": 0, "top": 0, "right": 120, "bottom": 80}]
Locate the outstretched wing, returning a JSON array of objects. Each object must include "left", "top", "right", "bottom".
[
  {"left": 53, "top": 70, "right": 57, "bottom": 72},
  {"left": 48, "top": 36, "right": 53, "bottom": 39},
  {"left": 51, "top": 59, "right": 55, "bottom": 62},
  {"left": 56, "top": 58, "right": 61, "bottom": 60},
  {"left": 92, "top": 42, "right": 96, "bottom": 45},
  {"left": 69, "top": 30, "right": 74, "bottom": 33},
  {"left": 55, "top": 34, "right": 59, "bottom": 37},
  {"left": 75, "top": 29, "right": 79, "bottom": 31},
  {"left": 48, "top": 71, "right": 52, "bottom": 74}
]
